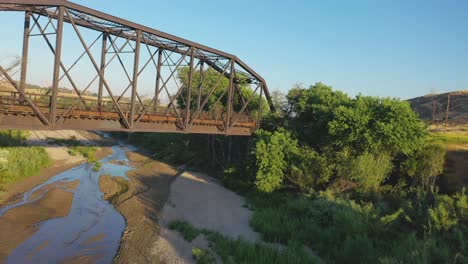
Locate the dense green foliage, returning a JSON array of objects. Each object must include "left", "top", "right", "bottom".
[
  {"left": 248, "top": 190, "right": 467, "bottom": 263},
  {"left": 0, "top": 130, "right": 50, "bottom": 196},
  {"left": 252, "top": 83, "right": 436, "bottom": 193},
  {"left": 127, "top": 79, "right": 465, "bottom": 262}
]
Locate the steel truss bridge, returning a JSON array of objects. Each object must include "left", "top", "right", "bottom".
[{"left": 0, "top": 0, "right": 273, "bottom": 136}]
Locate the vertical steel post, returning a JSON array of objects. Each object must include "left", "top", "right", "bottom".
[
  {"left": 50, "top": 6, "right": 64, "bottom": 126},
  {"left": 153, "top": 48, "right": 163, "bottom": 113},
  {"left": 226, "top": 59, "right": 235, "bottom": 134},
  {"left": 129, "top": 29, "right": 141, "bottom": 128},
  {"left": 185, "top": 47, "right": 195, "bottom": 129},
  {"left": 257, "top": 85, "right": 263, "bottom": 130},
  {"left": 445, "top": 93, "right": 451, "bottom": 132},
  {"left": 98, "top": 33, "right": 108, "bottom": 112},
  {"left": 19, "top": 11, "right": 31, "bottom": 94},
  {"left": 197, "top": 60, "right": 204, "bottom": 110}
]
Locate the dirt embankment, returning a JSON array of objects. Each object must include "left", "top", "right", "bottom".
[{"left": 98, "top": 151, "right": 180, "bottom": 264}]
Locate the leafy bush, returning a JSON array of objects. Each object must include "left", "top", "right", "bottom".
[
  {"left": 348, "top": 152, "right": 393, "bottom": 191},
  {"left": 401, "top": 144, "right": 446, "bottom": 191},
  {"left": 253, "top": 129, "right": 295, "bottom": 192},
  {"left": 0, "top": 130, "right": 29, "bottom": 146},
  {"left": 248, "top": 190, "right": 467, "bottom": 263},
  {"left": 192, "top": 248, "right": 215, "bottom": 264},
  {"left": 92, "top": 162, "right": 102, "bottom": 172},
  {"left": 69, "top": 146, "right": 97, "bottom": 162},
  {"left": 168, "top": 220, "right": 201, "bottom": 242}
]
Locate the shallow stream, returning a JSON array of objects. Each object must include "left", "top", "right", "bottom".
[{"left": 0, "top": 142, "right": 135, "bottom": 264}]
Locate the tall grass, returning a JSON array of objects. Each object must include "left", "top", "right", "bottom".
[
  {"left": 0, "top": 130, "right": 50, "bottom": 193},
  {"left": 428, "top": 132, "right": 468, "bottom": 146},
  {"left": 169, "top": 220, "right": 319, "bottom": 264},
  {"left": 0, "top": 147, "right": 50, "bottom": 183},
  {"left": 69, "top": 146, "right": 97, "bottom": 162},
  {"left": 247, "top": 190, "right": 467, "bottom": 264}
]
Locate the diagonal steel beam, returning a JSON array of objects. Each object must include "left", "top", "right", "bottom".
[
  {"left": 107, "top": 33, "right": 144, "bottom": 106},
  {"left": 57, "top": 31, "right": 132, "bottom": 117},
  {"left": 134, "top": 48, "right": 190, "bottom": 124},
  {"left": 165, "top": 59, "right": 201, "bottom": 111},
  {"left": 188, "top": 61, "right": 230, "bottom": 127},
  {"left": 59, "top": 32, "right": 102, "bottom": 82},
  {"left": 31, "top": 13, "right": 89, "bottom": 110},
  {"left": 0, "top": 66, "right": 50, "bottom": 126},
  {"left": 229, "top": 84, "right": 260, "bottom": 129},
  {"left": 65, "top": 8, "right": 131, "bottom": 129}
]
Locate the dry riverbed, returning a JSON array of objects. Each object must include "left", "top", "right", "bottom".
[
  {"left": 101, "top": 150, "right": 259, "bottom": 264},
  {"left": 0, "top": 130, "right": 113, "bottom": 262},
  {"left": 0, "top": 180, "right": 79, "bottom": 261},
  {"left": 0, "top": 130, "right": 113, "bottom": 205},
  {"left": 0, "top": 131, "right": 259, "bottom": 263}
]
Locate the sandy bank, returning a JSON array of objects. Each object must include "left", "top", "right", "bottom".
[
  {"left": 152, "top": 172, "right": 259, "bottom": 264},
  {"left": 99, "top": 151, "right": 180, "bottom": 264}
]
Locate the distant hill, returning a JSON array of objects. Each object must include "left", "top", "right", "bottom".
[{"left": 408, "top": 91, "right": 468, "bottom": 127}]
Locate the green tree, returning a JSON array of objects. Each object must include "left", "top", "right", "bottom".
[
  {"left": 176, "top": 67, "right": 230, "bottom": 111},
  {"left": 348, "top": 152, "right": 393, "bottom": 191},
  {"left": 287, "top": 146, "right": 333, "bottom": 193},
  {"left": 401, "top": 144, "right": 446, "bottom": 191},
  {"left": 176, "top": 67, "right": 268, "bottom": 117},
  {"left": 253, "top": 128, "right": 298, "bottom": 193},
  {"left": 287, "top": 82, "right": 352, "bottom": 147},
  {"left": 329, "top": 96, "right": 427, "bottom": 156}
]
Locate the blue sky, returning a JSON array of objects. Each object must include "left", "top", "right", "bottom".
[{"left": 1, "top": 0, "right": 467, "bottom": 99}]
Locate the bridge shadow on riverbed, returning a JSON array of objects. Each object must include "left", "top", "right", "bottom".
[{"left": 0, "top": 130, "right": 121, "bottom": 148}]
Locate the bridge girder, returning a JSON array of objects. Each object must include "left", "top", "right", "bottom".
[{"left": 0, "top": 0, "right": 273, "bottom": 135}]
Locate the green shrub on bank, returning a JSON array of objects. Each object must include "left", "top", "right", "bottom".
[
  {"left": 192, "top": 248, "right": 215, "bottom": 264},
  {"left": 247, "top": 190, "right": 467, "bottom": 264},
  {"left": 69, "top": 146, "right": 97, "bottom": 162},
  {"left": 49, "top": 137, "right": 98, "bottom": 163},
  {"left": 0, "top": 130, "right": 50, "bottom": 190},
  {"left": 169, "top": 220, "right": 320, "bottom": 264},
  {"left": 0, "top": 130, "right": 29, "bottom": 146},
  {"left": 169, "top": 220, "right": 201, "bottom": 242},
  {"left": 0, "top": 147, "right": 50, "bottom": 182}
]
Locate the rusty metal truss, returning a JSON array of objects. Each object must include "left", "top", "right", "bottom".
[{"left": 0, "top": 0, "right": 273, "bottom": 136}]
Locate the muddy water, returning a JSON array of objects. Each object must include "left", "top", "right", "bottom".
[{"left": 0, "top": 143, "right": 135, "bottom": 264}]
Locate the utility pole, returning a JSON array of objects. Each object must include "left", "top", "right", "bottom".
[
  {"left": 445, "top": 93, "right": 451, "bottom": 132},
  {"left": 432, "top": 100, "right": 436, "bottom": 123}
]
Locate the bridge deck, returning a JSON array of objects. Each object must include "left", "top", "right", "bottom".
[{"left": 0, "top": 91, "right": 256, "bottom": 135}]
